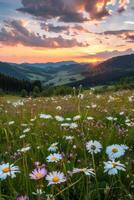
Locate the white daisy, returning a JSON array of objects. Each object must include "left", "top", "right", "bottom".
[
  {"left": 87, "top": 117, "right": 94, "bottom": 120},
  {"left": 64, "top": 136, "right": 74, "bottom": 141},
  {"left": 39, "top": 114, "right": 52, "bottom": 119},
  {"left": 65, "top": 118, "right": 71, "bottom": 121},
  {"left": 72, "top": 168, "right": 95, "bottom": 176},
  {"left": 46, "top": 171, "right": 66, "bottom": 185},
  {"left": 104, "top": 160, "right": 126, "bottom": 175},
  {"left": 48, "top": 143, "right": 58, "bottom": 152},
  {"left": 106, "top": 144, "right": 127, "bottom": 159},
  {"left": 73, "top": 115, "right": 81, "bottom": 121},
  {"left": 19, "top": 134, "right": 26, "bottom": 139},
  {"left": 61, "top": 123, "right": 70, "bottom": 127},
  {"left": 86, "top": 140, "right": 102, "bottom": 154},
  {"left": 18, "top": 146, "right": 31, "bottom": 153},
  {"left": 23, "top": 128, "right": 30, "bottom": 133},
  {"left": 55, "top": 116, "right": 64, "bottom": 122},
  {"left": 70, "top": 123, "right": 78, "bottom": 129},
  {"left": 46, "top": 153, "right": 62, "bottom": 163},
  {"left": 0, "top": 163, "right": 20, "bottom": 180},
  {"left": 8, "top": 121, "right": 15, "bottom": 125},
  {"left": 106, "top": 116, "right": 114, "bottom": 121}
]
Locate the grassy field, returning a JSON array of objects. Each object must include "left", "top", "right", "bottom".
[{"left": 0, "top": 89, "right": 133, "bottom": 200}]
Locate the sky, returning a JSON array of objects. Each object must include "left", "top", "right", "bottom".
[{"left": 0, "top": 0, "right": 134, "bottom": 63}]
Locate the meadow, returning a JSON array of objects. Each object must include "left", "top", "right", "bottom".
[{"left": 0, "top": 88, "right": 133, "bottom": 200}]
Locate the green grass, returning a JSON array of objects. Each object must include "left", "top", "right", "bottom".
[{"left": 0, "top": 89, "right": 133, "bottom": 200}]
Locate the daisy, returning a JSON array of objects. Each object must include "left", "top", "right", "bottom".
[
  {"left": 55, "top": 116, "right": 64, "bottom": 122},
  {"left": 48, "top": 143, "right": 58, "bottom": 152},
  {"left": 18, "top": 146, "right": 31, "bottom": 153},
  {"left": 87, "top": 117, "right": 94, "bottom": 120},
  {"left": 86, "top": 140, "right": 102, "bottom": 154},
  {"left": 19, "top": 134, "right": 26, "bottom": 139},
  {"left": 104, "top": 160, "right": 126, "bottom": 175},
  {"left": 106, "top": 116, "right": 114, "bottom": 121},
  {"left": 0, "top": 163, "right": 20, "bottom": 180},
  {"left": 23, "top": 128, "right": 30, "bottom": 133},
  {"left": 72, "top": 168, "right": 95, "bottom": 176},
  {"left": 46, "top": 171, "right": 66, "bottom": 185},
  {"left": 61, "top": 123, "right": 70, "bottom": 127},
  {"left": 64, "top": 136, "right": 74, "bottom": 141},
  {"left": 29, "top": 167, "right": 47, "bottom": 180},
  {"left": 8, "top": 121, "right": 15, "bottom": 125},
  {"left": 39, "top": 114, "right": 52, "bottom": 119},
  {"left": 73, "top": 115, "right": 81, "bottom": 121},
  {"left": 106, "top": 144, "right": 127, "bottom": 159},
  {"left": 46, "top": 153, "right": 62, "bottom": 163},
  {"left": 70, "top": 123, "right": 78, "bottom": 129},
  {"left": 66, "top": 118, "right": 71, "bottom": 121}
]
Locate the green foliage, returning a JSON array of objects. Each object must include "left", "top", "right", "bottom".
[
  {"left": 20, "top": 89, "right": 28, "bottom": 98},
  {"left": 93, "top": 77, "right": 134, "bottom": 94},
  {"left": 32, "top": 86, "right": 40, "bottom": 98},
  {"left": 0, "top": 88, "right": 4, "bottom": 96},
  {"left": 41, "top": 86, "right": 75, "bottom": 97}
]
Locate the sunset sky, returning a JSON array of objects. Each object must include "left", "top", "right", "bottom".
[{"left": 0, "top": 0, "right": 134, "bottom": 63}]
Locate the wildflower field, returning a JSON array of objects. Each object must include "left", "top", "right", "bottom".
[{"left": 0, "top": 89, "right": 134, "bottom": 200}]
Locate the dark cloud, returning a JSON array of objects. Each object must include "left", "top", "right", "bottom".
[
  {"left": 0, "top": 20, "right": 88, "bottom": 48},
  {"left": 17, "top": 0, "right": 130, "bottom": 23},
  {"left": 78, "top": 48, "right": 134, "bottom": 60},
  {"left": 101, "top": 30, "right": 134, "bottom": 35},
  {"left": 98, "top": 29, "right": 134, "bottom": 42},
  {"left": 40, "top": 23, "right": 69, "bottom": 33},
  {"left": 40, "top": 23, "right": 90, "bottom": 35},
  {"left": 127, "top": 34, "right": 134, "bottom": 42},
  {"left": 17, "top": 0, "right": 88, "bottom": 23}
]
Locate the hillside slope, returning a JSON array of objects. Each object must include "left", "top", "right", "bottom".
[
  {"left": 67, "top": 54, "right": 134, "bottom": 87},
  {"left": 0, "top": 54, "right": 134, "bottom": 87}
]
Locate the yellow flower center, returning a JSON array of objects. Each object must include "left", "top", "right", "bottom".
[
  {"left": 52, "top": 176, "right": 60, "bottom": 182},
  {"left": 112, "top": 162, "right": 117, "bottom": 168},
  {"left": 112, "top": 148, "right": 118, "bottom": 153},
  {"left": 2, "top": 167, "right": 10, "bottom": 173},
  {"left": 51, "top": 157, "right": 57, "bottom": 161},
  {"left": 36, "top": 172, "right": 43, "bottom": 179}
]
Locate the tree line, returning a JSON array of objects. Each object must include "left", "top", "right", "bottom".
[{"left": 0, "top": 73, "right": 41, "bottom": 94}]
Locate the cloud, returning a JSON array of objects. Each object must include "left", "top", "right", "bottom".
[
  {"left": 17, "top": 0, "right": 131, "bottom": 23},
  {"left": 101, "top": 30, "right": 134, "bottom": 36},
  {"left": 118, "top": 0, "right": 130, "bottom": 13},
  {"left": 98, "top": 29, "right": 134, "bottom": 42},
  {"left": 78, "top": 48, "right": 134, "bottom": 60},
  {"left": 40, "top": 23, "right": 90, "bottom": 35},
  {"left": 40, "top": 23, "right": 70, "bottom": 33},
  {"left": 0, "top": 20, "right": 88, "bottom": 48}
]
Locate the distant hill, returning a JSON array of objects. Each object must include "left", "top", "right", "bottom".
[
  {"left": 0, "top": 61, "right": 91, "bottom": 86},
  {"left": 0, "top": 54, "right": 134, "bottom": 87},
  {"left": 67, "top": 54, "right": 134, "bottom": 87},
  {"left": 0, "top": 62, "right": 27, "bottom": 80}
]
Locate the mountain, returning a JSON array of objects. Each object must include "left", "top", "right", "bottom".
[
  {"left": 0, "top": 61, "right": 91, "bottom": 86},
  {"left": 18, "top": 61, "right": 78, "bottom": 69},
  {"left": 67, "top": 54, "right": 134, "bottom": 87},
  {"left": 0, "top": 62, "right": 27, "bottom": 80},
  {"left": 0, "top": 54, "right": 134, "bottom": 87}
]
